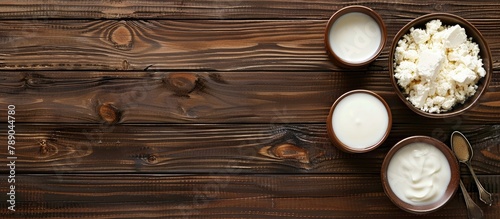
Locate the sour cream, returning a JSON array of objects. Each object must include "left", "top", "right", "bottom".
[{"left": 387, "top": 142, "right": 451, "bottom": 205}]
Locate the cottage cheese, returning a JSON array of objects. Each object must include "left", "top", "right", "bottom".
[{"left": 394, "top": 19, "right": 486, "bottom": 113}]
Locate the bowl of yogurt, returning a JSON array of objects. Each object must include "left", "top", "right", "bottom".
[
  {"left": 381, "top": 136, "right": 460, "bottom": 214},
  {"left": 325, "top": 5, "right": 387, "bottom": 68},
  {"left": 389, "top": 13, "right": 492, "bottom": 118},
  {"left": 327, "top": 90, "right": 392, "bottom": 153}
]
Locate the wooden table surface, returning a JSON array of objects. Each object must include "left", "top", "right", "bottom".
[{"left": 1, "top": 0, "right": 499, "bottom": 218}]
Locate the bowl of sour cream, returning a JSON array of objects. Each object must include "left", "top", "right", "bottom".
[{"left": 381, "top": 136, "right": 460, "bottom": 214}]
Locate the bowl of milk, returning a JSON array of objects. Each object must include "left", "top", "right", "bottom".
[
  {"left": 325, "top": 5, "right": 387, "bottom": 68},
  {"left": 381, "top": 136, "right": 460, "bottom": 214},
  {"left": 327, "top": 90, "right": 392, "bottom": 153}
]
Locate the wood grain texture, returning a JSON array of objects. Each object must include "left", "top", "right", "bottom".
[
  {"left": 0, "top": 174, "right": 498, "bottom": 218},
  {"left": 0, "top": 18, "right": 499, "bottom": 71},
  {"left": 1, "top": 124, "right": 499, "bottom": 174},
  {"left": 0, "top": 0, "right": 500, "bottom": 20},
  {"left": 1, "top": 1, "right": 500, "bottom": 218},
  {"left": 1, "top": 71, "right": 499, "bottom": 123}
]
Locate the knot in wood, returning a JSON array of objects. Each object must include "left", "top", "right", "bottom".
[
  {"left": 146, "top": 154, "right": 158, "bottom": 164},
  {"left": 258, "top": 143, "right": 310, "bottom": 164},
  {"left": 24, "top": 73, "right": 39, "bottom": 87},
  {"left": 39, "top": 139, "right": 48, "bottom": 154},
  {"left": 272, "top": 143, "right": 309, "bottom": 164},
  {"left": 434, "top": 3, "right": 443, "bottom": 11},
  {"left": 98, "top": 103, "right": 121, "bottom": 124},
  {"left": 109, "top": 23, "right": 134, "bottom": 50},
  {"left": 37, "top": 139, "right": 59, "bottom": 158},
  {"left": 122, "top": 60, "right": 130, "bottom": 70},
  {"left": 164, "top": 73, "right": 199, "bottom": 95}
]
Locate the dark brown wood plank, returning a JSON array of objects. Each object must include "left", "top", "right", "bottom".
[
  {"left": 1, "top": 123, "right": 499, "bottom": 174},
  {"left": 0, "top": 1, "right": 497, "bottom": 219},
  {"left": 0, "top": 174, "right": 497, "bottom": 218},
  {"left": 1, "top": 71, "right": 499, "bottom": 123},
  {"left": 1, "top": 0, "right": 500, "bottom": 20},
  {"left": 0, "top": 19, "right": 330, "bottom": 71},
  {"left": 0, "top": 19, "right": 499, "bottom": 71}
]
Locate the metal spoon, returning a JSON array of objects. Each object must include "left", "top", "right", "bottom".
[
  {"left": 459, "top": 180, "right": 484, "bottom": 219},
  {"left": 451, "top": 131, "right": 493, "bottom": 206}
]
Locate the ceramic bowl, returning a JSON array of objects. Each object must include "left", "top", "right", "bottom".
[
  {"left": 389, "top": 13, "right": 492, "bottom": 118},
  {"left": 325, "top": 5, "right": 387, "bottom": 68},
  {"left": 381, "top": 136, "right": 460, "bottom": 214},
  {"left": 326, "top": 90, "right": 392, "bottom": 153}
]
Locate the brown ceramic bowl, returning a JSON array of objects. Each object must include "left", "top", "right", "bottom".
[
  {"left": 326, "top": 90, "right": 392, "bottom": 153},
  {"left": 381, "top": 136, "right": 460, "bottom": 214},
  {"left": 325, "top": 5, "right": 387, "bottom": 68},
  {"left": 389, "top": 13, "right": 492, "bottom": 118}
]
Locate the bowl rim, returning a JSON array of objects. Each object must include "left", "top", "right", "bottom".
[
  {"left": 326, "top": 89, "right": 392, "bottom": 153},
  {"left": 388, "top": 13, "right": 492, "bottom": 118},
  {"left": 380, "top": 135, "right": 460, "bottom": 214},
  {"left": 324, "top": 5, "right": 387, "bottom": 68}
]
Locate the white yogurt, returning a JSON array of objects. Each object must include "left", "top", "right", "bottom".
[
  {"left": 329, "top": 12, "right": 382, "bottom": 63},
  {"left": 331, "top": 92, "right": 389, "bottom": 149},
  {"left": 387, "top": 142, "right": 451, "bottom": 206}
]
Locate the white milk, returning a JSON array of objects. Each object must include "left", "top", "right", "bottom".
[
  {"left": 387, "top": 142, "right": 451, "bottom": 206},
  {"left": 331, "top": 92, "right": 389, "bottom": 149},
  {"left": 329, "top": 12, "right": 382, "bottom": 63}
]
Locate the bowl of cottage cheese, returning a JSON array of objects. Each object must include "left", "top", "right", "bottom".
[{"left": 389, "top": 13, "right": 492, "bottom": 118}]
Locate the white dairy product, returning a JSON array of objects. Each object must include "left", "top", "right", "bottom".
[
  {"left": 329, "top": 12, "right": 382, "bottom": 63},
  {"left": 394, "top": 19, "right": 486, "bottom": 113},
  {"left": 387, "top": 142, "right": 451, "bottom": 206},
  {"left": 416, "top": 50, "right": 444, "bottom": 80},
  {"left": 443, "top": 25, "right": 467, "bottom": 48},
  {"left": 331, "top": 92, "right": 389, "bottom": 149}
]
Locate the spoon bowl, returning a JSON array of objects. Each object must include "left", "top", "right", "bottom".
[{"left": 451, "top": 131, "right": 493, "bottom": 206}]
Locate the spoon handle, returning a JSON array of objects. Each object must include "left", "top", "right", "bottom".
[
  {"left": 465, "top": 162, "right": 493, "bottom": 206},
  {"left": 460, "top": 180, "right": 484, "bottom": 219}
]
